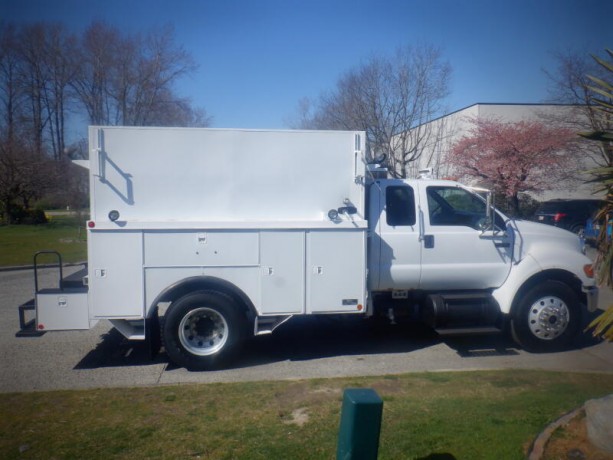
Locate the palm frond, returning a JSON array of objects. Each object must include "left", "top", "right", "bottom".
[
  {"left": 593, "top": 50, "right": 613, "bottom": 73},
  {"left": 586, "top": 307, "right": 613, "bottom": 341},
  {"left": 583, "top": 50, "right": 613, "bottom": 341},
  {"left": 579, "top": 130, "right": 613, "bottom": 142},
  {"left": 586, "top": 80, "right": 613, "bottom": 101}
]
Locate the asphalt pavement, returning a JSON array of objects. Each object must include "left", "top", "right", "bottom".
[{"left": 1, "top": 266, "right": 612, "bottom": 393}]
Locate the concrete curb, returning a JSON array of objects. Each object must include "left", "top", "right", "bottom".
[{"left": 527, "top": 405, "right": 584, "bottom": 460}]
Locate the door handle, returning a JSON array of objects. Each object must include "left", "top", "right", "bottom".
[
  {"left": 423, "top": 235, "right": 434, "bottom": 249},
  {"left": 495, "top": 242, "right": 510, "bottom": 248}
]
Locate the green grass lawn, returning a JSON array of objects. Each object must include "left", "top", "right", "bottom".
[
  {"left": 1, "top": 370, "right": 612, "bottom": 459},
  {"left": 0, "top": 214, "right": 87, "bottom": 266}
]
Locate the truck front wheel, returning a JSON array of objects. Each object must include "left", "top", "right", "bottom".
[
  {"left": 163, "top": 291, "right": 246, "bottom": 370},
  {"left": 511, "top": 281, "right": 581, "bottom": 352}
]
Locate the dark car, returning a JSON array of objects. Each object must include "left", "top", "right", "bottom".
[{"left": 534, "top": 199, "right": 603, "bottom": 235}]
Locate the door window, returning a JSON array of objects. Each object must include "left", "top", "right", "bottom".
[
  {"left": 427, "top": 186, "right": 488, "bottom": 229},
  {"left": 386, "top": 186, "right": 416, "bottom": 226}
]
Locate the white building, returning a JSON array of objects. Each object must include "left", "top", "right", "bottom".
[{"left": 403, "top": 103, "right": 602, "bottom": 201}]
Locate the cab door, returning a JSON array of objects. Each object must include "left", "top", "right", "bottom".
[
  {"left": 369, "top": 180, "right": 422, "bottom": 290},
  {"left": 417, "top": 183, "right": 512, "bottom": 290}
]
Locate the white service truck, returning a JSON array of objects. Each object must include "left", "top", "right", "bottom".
[{"left": 18, "top": 127, "right": 599, "bottom": 370}]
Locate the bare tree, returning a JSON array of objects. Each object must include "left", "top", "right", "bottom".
[
  {"left": 72, "top": 21, "right": 207, "bottom": 128},
  {"left": 545, "top": 49, "right": 613, "bottom": 167},
  {"left": 7, "top": 23, "right": 78, "bottom": 161},
  {"left": 0, "top": 24, "right": 44, "bottom": 222},
  {"left": 294, "top": 44, "right": 451, "bottom": 177},
  {"left": 71, "top": 21, "right": 119, "bottom": 125},
  {"left": 0, "top": 20, "right": 209, "bottom": 222},
  {"left": 0, "top": 23, "right": 23, "bottom": 145},
  {"left": 41, "top": 23, "right": 78, "bottom": 160},
  {"left": 128, "top": 25, "right": 196, "bottom": 125},
  {"left": 16, "top": 23, "right": 49, "bottom": 157}
]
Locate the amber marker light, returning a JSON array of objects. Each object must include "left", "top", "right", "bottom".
[{"left": 584, "top": 264, "right": 595, "bottom": 278}]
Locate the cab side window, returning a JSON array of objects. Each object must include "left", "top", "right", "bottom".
[
  {"left": 386, "top": 186, "right": 416, "bottom": 226},
  {"left": 427, "top": 186, "right": 505, "bottom": 230},
  {"left": 428, "top": 186, "right": 485, "bottom": 226}
]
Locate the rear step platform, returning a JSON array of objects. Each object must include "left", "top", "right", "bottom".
[
  {"left": 16, "top": 251, "right": 87, "bottom": 337},
  {"left": 60, "top": 267, "right": 88, "bottom": 289},
  {"left": 16, "top": 299, "right": 45, "bottom": 337}
]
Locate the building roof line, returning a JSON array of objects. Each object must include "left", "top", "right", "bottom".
[{"left": 429, "top": 102, "right": 585, "bottom": 126}]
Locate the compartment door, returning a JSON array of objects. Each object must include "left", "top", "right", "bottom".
[
  {"left": 307, "top": 230, "right": 366, "bottom": 313},
  {"left": 89, "top": 231, "right": 144, "bottom": 318},
  {"left": 260, "top": 231, "right": 305, "bottom": 314}
]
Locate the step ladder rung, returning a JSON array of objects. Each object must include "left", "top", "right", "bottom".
[{"left": 16, "top": 299, "right": 45, "bottom": 337}]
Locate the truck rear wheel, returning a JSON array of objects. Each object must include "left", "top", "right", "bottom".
[
  {"left": 510, "top": 280, "right": 581, "bottom": 352},
  {"left": 163, "top": 290, "right": 246, "bottom": 370}
]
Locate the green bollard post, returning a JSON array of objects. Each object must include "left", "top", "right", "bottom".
[{"left": 337, "top": 388, "right": 383, "bottom": 460}]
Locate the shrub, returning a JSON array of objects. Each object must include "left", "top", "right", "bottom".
[{"left": 5, "top": 205, "right": 48, "bottom": 225}]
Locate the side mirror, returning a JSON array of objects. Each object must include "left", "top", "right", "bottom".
[
  {"left": 480, "top": 190, "right": 499, "bottom": 233},
  {"left": 485, "top": 192, "right": 493, "bottom": 231}
]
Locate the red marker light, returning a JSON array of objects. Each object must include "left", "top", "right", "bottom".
[
  {"left": 87, "top": 221, "right": 95, "bottom": 228},
  {"left": 37, "top": 324, "right": 45, "bottom": 330},
  {"left": 553, "top": 212, "right": 567, "bottom": 223}
]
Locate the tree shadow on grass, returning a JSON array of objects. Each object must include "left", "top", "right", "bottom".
[{"left": 416, "top": 454, "right": 457, "bottom": 460}]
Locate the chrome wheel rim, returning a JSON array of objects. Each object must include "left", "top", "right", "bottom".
[
  {"left": 179, "top": 307, "right": 228, "bottom": 356},
  {"left": 527, "top": 296, "right": 569, "bottom": 340}
]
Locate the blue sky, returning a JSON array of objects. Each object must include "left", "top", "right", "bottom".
[{"left": 1, "top": 0, "right": 612, "bottom": 130}]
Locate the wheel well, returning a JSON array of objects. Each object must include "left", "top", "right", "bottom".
[
  {"left": 148, "top": 276, "right": 256, "bottom": 322},
  {"left": 510, "top": 269, "right": 584, "bottom": 316}
]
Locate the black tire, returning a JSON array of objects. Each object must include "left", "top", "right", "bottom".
[
  {"left": 510, "top": 280, "right": 581, "bottom": 352},
  {"left": 163, "top": 290, "right": 246, "bottom": 370}
]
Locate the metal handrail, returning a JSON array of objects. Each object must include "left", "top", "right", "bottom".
[{"left": 33, "top": 250, "right": 63, "bottom": 293}]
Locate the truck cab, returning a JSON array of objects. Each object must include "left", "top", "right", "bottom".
[
  {"left": 370, "top": 179, "right": 511, "bottom": 292},
  {"left": 368, "top": 176, "right": 598, "bottom": 351}
]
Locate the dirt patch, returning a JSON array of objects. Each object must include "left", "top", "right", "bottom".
[
  {"left": 59, "top": 238, "right": 79, "bottom": 243},
  {"left": 543, "top": 410, "right": 613, "bottom": 460},
  {"left": 282, "top": 407, "right": 310, "bottom": 427},
  {"left": 370, "top": 378, "right": 408, "bottom": 395},
  {"left": 274, "top": 382, "right": 341, "bottom": 406}
]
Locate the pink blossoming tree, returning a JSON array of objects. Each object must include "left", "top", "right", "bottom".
[{"left": 448, "top": 118, "right": 580, "bottom": 215}]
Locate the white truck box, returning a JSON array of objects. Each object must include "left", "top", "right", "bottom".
[{"left": 86, "top": 127, "right": 367, "bottom": 322}]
